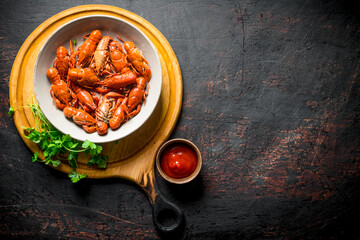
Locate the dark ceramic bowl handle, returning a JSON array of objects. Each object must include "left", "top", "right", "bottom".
[{"left": 151, "top": 193, "right": 184, "bottom": 234}]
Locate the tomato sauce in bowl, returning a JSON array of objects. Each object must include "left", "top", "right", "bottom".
[
  {"left": 156, "top": 139, "right": 202, "bottom": 184},
  {"left": 160, "top": 143, "right": 198, "bottom": 179}
]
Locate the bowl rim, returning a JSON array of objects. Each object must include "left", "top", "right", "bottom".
[
  {"left": 33, "top": 14, "right": 162, "bottom": 143},
  {"left": 156, "top": 138, "right": 202, "bottom": 184}
]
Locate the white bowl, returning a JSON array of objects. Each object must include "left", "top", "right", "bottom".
[{"left": 34, "top": 15, "right": 162, "bottom": 143}]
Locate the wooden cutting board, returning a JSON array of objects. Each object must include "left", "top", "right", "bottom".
[{"left": 9, "top": 5, "right": 183, "bottom": 234}]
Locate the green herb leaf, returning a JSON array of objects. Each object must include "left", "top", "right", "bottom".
[
  {"left": 32, "top": 152, "right": 39, "bottom": 162},
  {"left": 73, "top": 39, "right": 77, "bottom": 45},
  {"left": 68, "top": 151, "right": 78, "bottom": 169},
  {"left": 19, "top": 97, "right": 108, "bottom": 183},
  {"left": 68, "top": 171, "right": 87, "bottom": 183},
  {"left": 96, "top": 155, "right": 108, "bottom": 168},
  {"left": 89, "top": 142, "right": 97, "bottom": 150},
  {"left": 82, "top": 140, "right": 91, "bottom": 149},
  {"left": 44, "top": 158, "right": 61, "bottom": 167},
  {"left": 51, "top": 160, "right": 61, "bottom": 167},
  {"left": 87, "top": 154, "right": 108, "bottom": 168},
  {"left": 8, "top": 106, "right": 15, "bottom": 116}
]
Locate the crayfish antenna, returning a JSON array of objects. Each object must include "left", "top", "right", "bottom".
[
  {"left": 69, "top": 40, "right": 78, "bottom": 69},
  {"left": 117, "top": 35, "right": 125, "bottom": 43},
  {"left": 70, "top": 40, "right": 75, "bottom": 53},
  {"left": 82, "top": 33, "right": 90, "bottom": 39}
]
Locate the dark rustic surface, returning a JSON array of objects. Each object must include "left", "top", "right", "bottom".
[{"left": 1, "top": 0, "right": 360, "bottom": 239}]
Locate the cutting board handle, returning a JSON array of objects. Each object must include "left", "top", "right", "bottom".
[
  {"left": 151, "top": 192, "right": 184, "bottom": 234},
  {"left": 140, "top": 170, "right": 184, "bottom": 235}
]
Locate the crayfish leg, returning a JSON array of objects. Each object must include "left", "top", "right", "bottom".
[
  {"left": 91, "top": 93, "right": 100, "bottom": 106},
  {"left": 101, "top": 69, "right": 112, "bottom": 76},
  {"left": 82, "top": 125, "right": 97, "bottom": 133},
  {"left": 54, "top": 98, "right": 66, "bottom": 110},
  {"left": 96, "top": 121, "right": 108, "bottom": 135},
  {"left": 79, "top": 102, "right": 91, "bottom": 113},
  {"left": 93, "top": 86, "right": 112, "bottom": 94},
  {"left": 129, "top": 104, "right": 141, "bottom": 118}
]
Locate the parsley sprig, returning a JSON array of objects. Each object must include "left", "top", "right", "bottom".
[
  {"left": 68, "top": 171, "right": 87, "bottom": 183},
  {"left": 9, "top": 97, "right": 108, "bottom": 183}
]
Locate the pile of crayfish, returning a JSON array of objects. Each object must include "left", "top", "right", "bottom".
[{"left": 47, "top": 29, "right": 151, "bottom": 136}]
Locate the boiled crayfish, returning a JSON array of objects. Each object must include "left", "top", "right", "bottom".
[
  {"left": 95, "top": 92, "right": 124, "bottom": 135},
  {"left": 63, "top": 106, "right": 97, "bottom": 133},
  {"left": 127, "top": 76, "right": 147, "bottom": 117},
  {"left": 47, "top": 68, "right": 76, "bottom": 110},
  {"left": 101, "top": 70, "right": 137, "bottom": 90},
  {"left": 122, "top": 39, "right": 152, "bottom": 82},
  {"left": 109, "top": 97, "right": 130, "bottom": 130},
  {"left": 91, "top": 36, "right": 113, "bottom": 75},
  {"left": 70, "top": 30, "right": 102, "bottom": 68},
  {"left": 109, "top": 40, "right": 128, "bottom": 73},
  {"left": 53, "top": 46, "right": 70, "bottom": 81},
  {"left": 71, "top": 82, "right": 97, "bottom": 112},
  {"left": 67, "top": 68, "right": 102, "bottom": 89},
  {"left": 47, "top": 29, "right": 152, "bottom": 135}
]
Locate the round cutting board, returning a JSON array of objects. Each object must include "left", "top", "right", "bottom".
[{"left": 9, "top": 5, "right": 183, "bottom": 233}]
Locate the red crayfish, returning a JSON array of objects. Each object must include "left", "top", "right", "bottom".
[
  {"left": 53, "top": 46, "right": 70, "bottom": 81},
  {"left": 47, "top": 68, "right": 76, "bottom": 110},
  {"left": 47, "top": 29, "right": 152, "bottom": 136},
  {"left": 70, "top": 30, "right": 102, "bottom": 68},
  {"left": 63, "top": 106, "right": 97, "bottom": 133},
  {"left": 122, "top": 39, "right": 152, "bottom": 82}
]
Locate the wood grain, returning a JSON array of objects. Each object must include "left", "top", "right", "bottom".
[{"left": 9, "top": 5, "right": 183, "bottom": 192}]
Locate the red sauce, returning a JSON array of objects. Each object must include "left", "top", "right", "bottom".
[{"left": 160, "top": 143, "right": 198, "bottom": 179}]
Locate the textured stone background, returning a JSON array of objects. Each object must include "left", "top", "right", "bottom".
[{"left": 1, "top": 0, "right": 360, "bottom": 239}]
